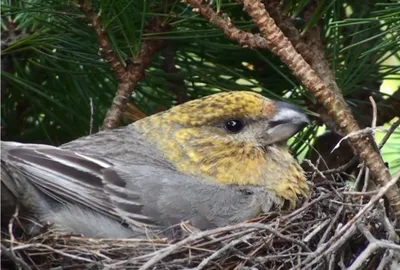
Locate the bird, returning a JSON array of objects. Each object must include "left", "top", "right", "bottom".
[{"left": 1, "top": 91, "right": 310, "bottom": 238}]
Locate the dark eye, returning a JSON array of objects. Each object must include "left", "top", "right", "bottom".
[{"left": 225, "top": 119, "right": 244, "bottom": 133}]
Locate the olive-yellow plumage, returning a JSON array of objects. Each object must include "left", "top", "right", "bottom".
[
  {"left": 135, "top": 91, "right": 309, "bottom": 208},
  {"left": 1, "top": 91, "right": 309, "bottom": 238}
]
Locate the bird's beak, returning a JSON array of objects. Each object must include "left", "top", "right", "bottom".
[{"left": 264, "top": 101, "right": 310, "bottom": 145}]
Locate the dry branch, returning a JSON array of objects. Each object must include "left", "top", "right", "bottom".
[
  {"left": 79, "top": 5, "right": 165, "bottom": 130},
  {"left": 186, "top": 0, "right": 270, "bottom": 49},
  {"left": 263, "top": 0, "right": 341, "bottom": 131}
]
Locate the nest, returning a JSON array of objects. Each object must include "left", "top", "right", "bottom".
[{"left": 1, "top": 175, "right": 400, "bottom": 270}]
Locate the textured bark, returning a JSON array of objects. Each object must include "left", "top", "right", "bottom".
[
  {"left": 187, "top": 0, "right": 270, "bottom": 49},
  {"left": 263, "top": 0, "right": 341, "bottom": 131},
  {"left": 101, "top": 17, "right": 166, "bottom": 130}
]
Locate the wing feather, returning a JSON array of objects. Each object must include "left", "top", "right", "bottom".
[{"left": 3, "top": 144, "right": 120, "bottom": 220}]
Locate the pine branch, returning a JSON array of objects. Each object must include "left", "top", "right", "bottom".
[
  {"left": 263, "top": 0, "right": 342, "bottom": 131},
  {"left": 79, "top": 5, "right": 166, "bottom": 130},
  {"left": 186, "top": 0, "right": 270, "bottom": 49}
]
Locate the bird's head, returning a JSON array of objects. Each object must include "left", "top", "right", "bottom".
[{"left": 134, "top": 91, "right": 310, "bottom": 207}]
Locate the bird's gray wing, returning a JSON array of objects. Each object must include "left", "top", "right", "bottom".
[
  {"left": 1, "top": 142, "right": 157, "bottom": 229},
  {"left": 2, "top": 142, "right": 115, "bottom": 215}
]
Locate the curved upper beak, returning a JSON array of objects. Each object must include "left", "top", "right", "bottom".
[{"left": 265, "top": 101, "right": 310, "bottom": 145}]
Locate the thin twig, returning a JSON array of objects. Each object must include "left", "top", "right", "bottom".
[
  {"left": 331, "top": 127, "right": 384, "bottom": 153},
  {"left": 376, "top": 199, "right": 399, "bottom": 242},
  {"left": 376, "top": 250, "right": 394, "bottom": 270},
  {"left": 89, "top": 97, "right": 94, "bottom": 134},
  {"left": 304, "top": 219, "right": 330, "bottom": 243},
  {"left": 282, "top": 192, "right": 332, "bottom": 222},
  {"left": 109, "top": 222, "right": 313, "bottom": 270},
  {"left": 343, "top": 190, "right": 378, "bottom": 196},
  {"left": 362, "top": 97, "right": 378, "bottom": 193},
  {"left": 303, "top": 159, "right": 327, "bottom": 180},
  {"left": 318, "top": 206, "right": 344, "bottom": 245},
  {"left": 190, "top": 233, "right": 254, "bottom": 270},
  {"left": 379, "top": 118, "right": 400, "bottom": 149},
  {"left": 6, "top": 243, "right": 99, "bottom": 264},
  {"left": 186, "top": 0, "right": 270, "bottom": 49},
  {"left": 1, "top": 244, "right": 32, "bottom": 270},
  {"left": 306, "top": 155, "right": 359, "bottom": 176},
  {"left": 369, "top": 96, "right": 378, "bottom": 130},
  {"left": 299, "top": 173, "right": 400, "bottom": 269},
  {"left": 347, "top": 223, "right": 400, "bottom": 270}
]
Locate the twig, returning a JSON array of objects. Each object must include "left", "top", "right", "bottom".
[
  {"left": 369, "top": 96, "right": 378, "bottom": 130},
  {"left": 306, "top": 155, "right": 359, "bottom": 176},
  {"left": 376, "top": 250, "right": 394, "bottom": 270},
  {"left": 343, "top": 190, "right": 377, "bottom": 196},
  {"left": 304, "top": 219, "right": 330, "bottom": 243},
  {"left": 379, "top": 118, "right": 400, "bottom": 149},
  {"left": 6, "top": 243, "right": 99, "bottom": 264},
  {"left": 354, "top": 165, "right": 366, "bottom": 192},
  {"left": 300, "top": 222, "right": 357, "bottom": 270},
  {"left": 8, "top": 206, "right": 18, "bottom": 244},
  {"left": 318, "top": 206, "right": 344, "bottom": 245},
  {"left": 253, "top": 252, "right": 311, "bottom": 263},
  {"left": 4, "top": 206, "right": 28, "bottom": 269},
  {"left": 1, "top": 244, "right": 32, "bottom": 270},
  {"left": 363, "top": 166, "right": 370, "bottom": 193},
  {"left": 186, "top": 0, "right": 270, "bottom": 49},
  {"left": 347, "top": 223, "right": 400, "bottom": 270},
  {"left": 361, "top": 97, "right": 378, "bottom": 193},
  {"left": 303, "top": 159, "right": 327, "bottom": 180},
  {"left": 190, "top": 233, "right": 254, "bottom": 270},
  {"left": 328, "top": 252, "right": 336, "bottom": 270},
  {"left": 331, "top": 127, "right": 384, "bottom": 153},
  {"left": 376, "top": 199, "right": 398, "bottom": 242},
  {"left": 299, "top": 173, "right": 400, "bottom": 269},
  {"left": 78, "top": 4, "right": 166, "bottom": 130},
  {"left": 282, "top": 192, "right": 332, "bottom": 222},
  {"left": 347, "top": 242, "right": 381, "bottom": 270},
  {"left": 105, "top": 222, "right": 312, "bottom": 270},
  {"left": 89, "top": 97, "right": 94, "bottom": 134},
  {"left": 303, "top": 160, "right": 344, "bottom": 199}
]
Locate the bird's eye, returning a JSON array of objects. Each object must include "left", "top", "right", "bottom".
[{"left": 225, "top": 119, "right": 244, "bottom": 133}]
